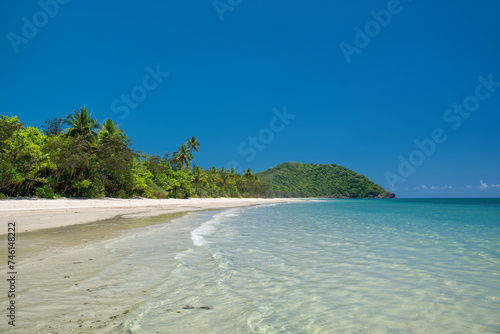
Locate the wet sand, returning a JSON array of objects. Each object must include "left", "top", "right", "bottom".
[{"left": 0, "top": 212, "right": 200, "bottom": 332}]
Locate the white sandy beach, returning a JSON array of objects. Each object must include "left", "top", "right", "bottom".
[{"left": 0, "top": 197, "right": 298, "bottom": 234}]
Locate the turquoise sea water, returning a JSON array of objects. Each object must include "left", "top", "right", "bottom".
[
  {"left": 8, "top": 199, "right": 500, "bottom": 333},
  {"left": 120, "top": 198, "right": 500, "bottom": 333}
]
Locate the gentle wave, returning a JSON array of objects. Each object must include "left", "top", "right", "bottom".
[{"left": 190, "top": 209, "right": 240, "bottom": 246}]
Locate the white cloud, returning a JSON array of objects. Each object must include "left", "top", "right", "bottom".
[
  {"left": 479, "top": 180, "right": 500, "bottom": 189},
  {"left": 414, "top": 184, "right": 453, "bottom": 191}
]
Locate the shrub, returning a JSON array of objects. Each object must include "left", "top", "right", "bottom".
[
  {"left": 115, "top": 189, "right": 129, "bottom": 199},
  {"left": 74, "top": 179, "right": 104, "bottom": 198},
  {"left": 34, "top": 185, "right": 58, "bottom": 199},
  {"left": 147, "top": 183, "right": 168, "bottom": 199}
]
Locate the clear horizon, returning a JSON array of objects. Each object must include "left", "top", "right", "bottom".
[{"left": 1, "top": 1, "right": 499, "bottom": 198}]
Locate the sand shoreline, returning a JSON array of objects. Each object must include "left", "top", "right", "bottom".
[{"left": 0, "top": 197, "right": 300, "bottom": 234}]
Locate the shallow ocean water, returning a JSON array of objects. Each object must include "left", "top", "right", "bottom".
[{"left": 3, "top": 199, "right": 500, "bottom": 333}]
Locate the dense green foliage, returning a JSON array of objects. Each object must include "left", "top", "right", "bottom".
[
  {"left": 0, "top": 110, "right": 268, "bottom": 199},
  {"left": 257, "top": 162, "right": 393, "bottom": 198},
  {"left": 0, "top": 110, "right": 392, "bottom": 200}
]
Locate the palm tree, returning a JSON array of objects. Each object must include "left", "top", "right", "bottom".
[
  {"left": 244, "top": 168, "right": 255, "bottom": 180},
  {"left": 172, "top": 144, "right": 193, "bottom": 168},
  {"left": 221, "top": 171, "right": 235, "bottom": 187},
  {"left": 205, "top": 166, "right": 218, "bottom": 184},
  {"left": 98, "top": 118, "right": 127, "bottom": 142},
  {"left": 186, "top": 136, "right": 200, "bottom": 152},
  {"left": 64, "top": 107, "right": 99, "bottom": 142},
  {"left": 192, "top": 166, "right": 207, "bottom": 185}
]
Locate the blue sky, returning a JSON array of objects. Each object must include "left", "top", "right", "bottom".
[{"left": 1, "top": 0, "right": 499, "bottom": 198}]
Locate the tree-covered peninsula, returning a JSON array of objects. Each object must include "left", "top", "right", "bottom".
[{"left": 257, "top": 162, "right": 395, "bottom": 198}]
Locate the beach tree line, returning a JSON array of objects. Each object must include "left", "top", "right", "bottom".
[{"left": 0, "top": 108, "right": 268, "bottom": 199}]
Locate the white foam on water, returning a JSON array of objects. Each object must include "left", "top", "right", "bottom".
[
  {"left": 191, "top": 218, "right": 219, "bottom": 246},
  {"left": 191, "top": 209, "right": 240, "bottom": 246}
]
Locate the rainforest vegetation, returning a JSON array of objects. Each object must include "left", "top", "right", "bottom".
[
  {"left": 0, "top": 108, "right": 392, "bottom": 199},
  {"left": 0, "top": 108, "right": 268, "bottom": 199}
]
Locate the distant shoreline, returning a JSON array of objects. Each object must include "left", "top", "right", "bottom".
[{"left": 0, "top": 197, "right": 301, "bottom": 235}]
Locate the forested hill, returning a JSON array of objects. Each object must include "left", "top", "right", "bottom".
[{"left": 257, "top": 162, "right": 395, "bottom": 198}]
